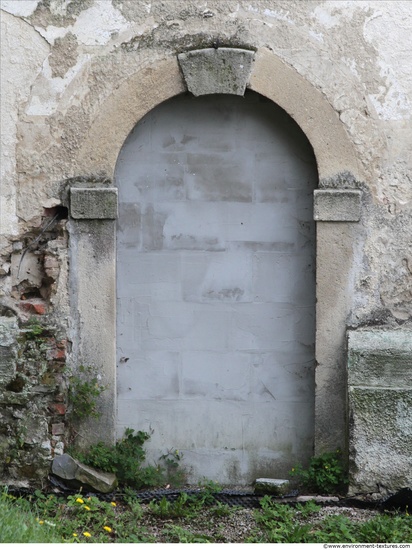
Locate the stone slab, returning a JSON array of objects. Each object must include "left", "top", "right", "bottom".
[
  {"left": 178, "top": 48, "right": 255, "bottom": 96},
  {"left": 313, "top": 189, "right": 361, "bottom": 221},
  {"left": 347, "top": 329, "right": 412, "bottom": 387},
  {"left": 348, "top": 387, "right": 412, "bottom": 494},
  {"left": 254, "top": 478, "right": 290, "bottom": 496},
  {"left": 348, "top": 329, "right": 412, "bottom": 494},
  {"left": 70, "top": 187, "right": 118, "bottom": 219},
  {"left": 297, "top": 495, "right": 339, "bottom": 503},
  {"left": 52, "top": 453, "right": 117, "bottom": 493}
]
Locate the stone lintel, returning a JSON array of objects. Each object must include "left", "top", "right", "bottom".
[
  {"left": 178, "top": 48, "right": 255, "bottom": 97},
  {"left": 70, "top": 187, "right": 118, "bottom": 219},
  {"left": 313, "top": 189, "right": 361, "bottom": 221}
]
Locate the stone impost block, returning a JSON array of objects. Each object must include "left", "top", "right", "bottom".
[
  {"left": 178, "top": 48, "right": 255, "bottom": 97},
  {"left": 313, "top": 189, "right": 361, "bottom": 221},
  {"left": 70, "top": 187, "right": 118, "bottom": 219}
]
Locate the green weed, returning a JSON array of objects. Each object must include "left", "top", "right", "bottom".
[
  {"left": 249, "top": 495, "right": 412, "bottom": 544},
  {"left": 290, "top": 449, "right": 348, "bottom": 494},
  {"left": 149, "top": 493, "right": 194, "bottom": 519},
  {"left": 67, "top": 364, "right": 107, "bottom": 421},
  {"left": 73, "top": 428, "right": 165, "bottom": 489},
  {"left": 0, "top": 491, "right": 61, "bottom": 543},
  {"left": 248, "top": 495, "right": 312, "bottom": 543},
  {"left": 162, "top": 524, "right": 213, "bottom": 543},
  {"left": 1, "top": 486, "right": 411, "bottom": 544}
]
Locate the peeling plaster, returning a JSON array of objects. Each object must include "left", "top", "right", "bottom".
[
  {"left": 71, "top": 1, "right": 129, "bottom": 46},
  {"left": 1, "top": 0, "right": 39, "bottom": 18}
]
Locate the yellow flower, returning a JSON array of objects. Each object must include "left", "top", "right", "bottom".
[
  {"left": 83, "top": 505, "right": 91, "bottom": 511},
  {"left": 76, "top": 498, "right": 84, "bottom": 504},
  {"left": 103, "top": 526, "right": 112, "bottom": 533},
  {"left": 39, "top": 520, "right": 44, "bottom": 525},
  {"left": 73, "top": 534, "right": 78, "bottom": 537},
  {"left": 110, "top": 501, "right": 116, "bottom": 507},
  {"left": 83, "top": 532, "right": 92, "bottom": 537}
]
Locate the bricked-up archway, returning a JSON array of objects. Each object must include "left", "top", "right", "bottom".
[
  {"left": 69, "top": 48, "right": 363, "bottom": 460},
  {"left": 115, "top": 90, "right": 317, "bottom": 483}
]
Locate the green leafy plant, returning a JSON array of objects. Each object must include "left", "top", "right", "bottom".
[
  {"left": 149, "top": 494, "right": 189, "bottom": 519},
  {"left": 0, "top": 491, "right": 61, "bottom": 544},
  {"left": 23, "top": 318, "right": 47, "bottom": 340},
  {"left": 195, "top": 479, "right": 222, "bottom": 506},
  {"left": 74, "top": 428, "right": 165, "bottom": 489},
  {"left": 67, "top": 365, "right": 107, "bottom": 421},
  {"left": 290, "top": 449, "right": 348, "bottom": 494},
  {"left": 2, "top": 486, "right": 411, "bottom": 544},
  {"left": 295, "top": 499, "right": 321, "bottom": 518},
  {"left": 162, "top": 524, "right": 213, "bottom": 543},
  {"left": 158, "top": 448, "right": 186, "bottom": 486},
  {"left": 209, "top": 501, "right": 234, "bottom": 518},
  {"left": 249, "top": 495, "right": 312, "bottom": 543}
]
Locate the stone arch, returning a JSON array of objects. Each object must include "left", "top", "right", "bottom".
[
  {"left": 77, "top": 48, "right": 362, "bottom": 183},
  {"left": 70, "top": 47, "right": 363, "bottom": 456}
]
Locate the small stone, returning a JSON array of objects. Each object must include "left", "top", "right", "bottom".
[
  {"left": 297, "top": 495, "right": 316, "bottom": 502},
  {"left": 52, "top": 422, "right": 65, "bottom": 435},
  {"left": 254, "top": 478, "right": 290, "bottom": 496},
  {"left": 0, "top": 263, "right": 11, "bottom": 275},
  {"left": 53, "top": 441, "right": 65, "bottom": 456},
  {"left": 315, "top": 496, "right": 340, "bottom": 503},
  {"left": 297, "top": 495, "right": 340, "bottom": 503},
  {"left": 52, "top": 454, "right": 117, "bottom": 493}
]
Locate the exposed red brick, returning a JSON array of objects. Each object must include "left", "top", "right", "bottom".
[
  {"left": 19, "top": 299, "right": 47, "bottom": 315},
  {"left": 48, "top": 403, "right": 66, "bottom": 415},
  {"left": 53, "top": 348, "right": 66, "bottom": 360},
  {"left": 46, "top": 338, "right": 66, "bottom": 360}
]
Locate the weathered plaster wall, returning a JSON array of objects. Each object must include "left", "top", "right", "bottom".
[
  {"left": 1, "top": 0, "right": 411, "bottom": 320},
  {"left": 0, "top": 0, "right": 411, "bottom": 489}
]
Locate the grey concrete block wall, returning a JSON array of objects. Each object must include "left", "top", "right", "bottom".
[
  {"left": 116, "top": 91, "right": 317, "bottom": 485},
  {"left": 347, "top": 329, "right": 412, "bottom": 495}
]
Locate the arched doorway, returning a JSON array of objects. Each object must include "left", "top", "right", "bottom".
[{"left": 115, "top": 90, "right": 317, "bottom": 484}]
